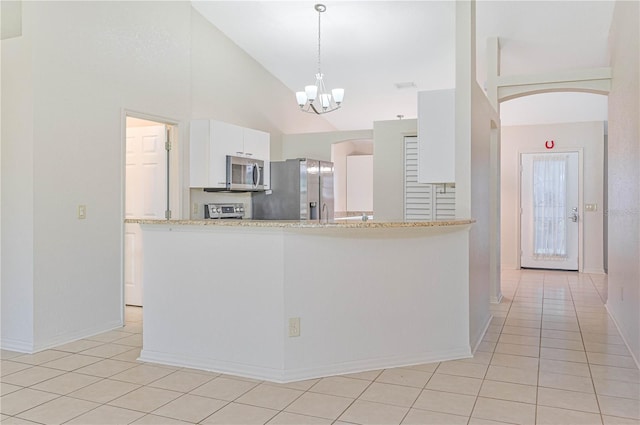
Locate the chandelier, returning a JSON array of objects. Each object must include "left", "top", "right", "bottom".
[{"left": 296, "top": 4, "right": 344, "bottom": 114}]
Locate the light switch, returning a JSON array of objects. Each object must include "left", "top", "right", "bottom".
[
  {"left": 78, "top": 205, "right": 87, "bottom": 219},
  {"left": 585, "top": 204, "right": 597, "bottom": 212}
]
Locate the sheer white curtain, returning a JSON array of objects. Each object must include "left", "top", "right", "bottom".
[{"left": 532, "top": 154, "right": 568, "bottom": 259}]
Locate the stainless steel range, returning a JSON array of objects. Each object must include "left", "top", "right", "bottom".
[{"left": 204, "top": 203, "right": 245, "bottom": 219}]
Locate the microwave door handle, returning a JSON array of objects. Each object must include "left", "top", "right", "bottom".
[{"left": 253, "top": 163, "right": 260, "bottom": 188}]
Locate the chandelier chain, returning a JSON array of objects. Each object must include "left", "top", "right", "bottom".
[{"left": 317, "top": 8, "right": 322, "bottom": 75}]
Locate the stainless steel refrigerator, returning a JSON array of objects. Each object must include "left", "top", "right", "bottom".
[{"left": 253, "top": 158, "right": 334, "bottom": 221}]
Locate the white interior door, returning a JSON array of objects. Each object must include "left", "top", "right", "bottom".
[
  {"left": 125, "top": 124, "right": 167, "bottom": 306},
  {"left": 521, "top": 152, "right": 579, "bottom": 270}
]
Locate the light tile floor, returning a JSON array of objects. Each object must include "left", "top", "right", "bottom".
[{"left": 1, "top": 270, "right": 639, "bottom": 424}]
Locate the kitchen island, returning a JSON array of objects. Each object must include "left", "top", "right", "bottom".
[{"left": 130, "top": 218, "right": 475, "bottom": 382}]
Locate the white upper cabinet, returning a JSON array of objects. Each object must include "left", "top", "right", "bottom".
[
  {"left": 189, "top": 120, "right": 270, "bottom": 189},
  {"left": 418, "top": 89, "right": 455, "bottom": 183}
]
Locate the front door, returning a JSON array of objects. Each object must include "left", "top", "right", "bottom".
[
  {"left": 521, "top": 152, "right": 579, "bottom": 270},
  {"left": 124, "top": 124, "right": 167, "bottom": 306}
]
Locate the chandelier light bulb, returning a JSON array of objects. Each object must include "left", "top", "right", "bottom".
[
  {"left": 320, "top": 94, "right": 331, "bottom": 109},
  {"left": 296, "top": 92, "right": 308, "bottom": 107},
  {"left": 295, "top": 4, "right": 344, "bottom": 115},
  {"left": 331, "top": 88, "right": 344, "bottom": 104},
  {"left": 305, "top": 85, "right": 318, "bottom": 101}
]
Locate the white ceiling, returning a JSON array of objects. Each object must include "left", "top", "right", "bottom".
[{"left": 192, "top": 1, "right": 615, "bottom": 131}]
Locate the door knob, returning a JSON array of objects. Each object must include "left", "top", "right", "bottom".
[{"left": 568, "top": 207, "right": 578, "bottom": 223}]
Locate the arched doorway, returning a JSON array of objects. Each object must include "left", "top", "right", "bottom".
[{"left": 499, "top": 92, "right": 608, "bottom": 275}]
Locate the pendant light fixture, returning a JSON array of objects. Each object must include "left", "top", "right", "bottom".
[{"left": 296, "top": 4, "right": 344, "bottom": 114}]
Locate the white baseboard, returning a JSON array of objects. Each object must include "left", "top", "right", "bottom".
[
  {"left": 605, "top": 304, "right": 640, "bottom": 370},
  {"left": 140, "top": 346, "right": 473, "bottom": 383},
  {"left": 582, "top": 268, "right": 606, "bottom": 274},
  {"left": 1, "top": 337, "right": 34, "bottom": 353},
  {"left": 1, "top": 320, "right": 123, "bottom": 354},
  {"left": 471, "top": 314, "right": 493, "bottom": 353},
  {"left": 490, "top": 293, "right": 503, "bottom": 304}
]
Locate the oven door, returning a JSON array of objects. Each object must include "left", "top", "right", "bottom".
[{"left": 226, "top": 156, "right": 264, "bottom": 191}]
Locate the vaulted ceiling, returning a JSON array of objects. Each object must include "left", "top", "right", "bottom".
[{"left": 193, "top": 1, "right": 614, "bottom": 131}]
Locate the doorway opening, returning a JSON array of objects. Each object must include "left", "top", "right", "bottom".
[
  {"left": 498, "top": 92, "right": 607, "bottom": 276},
  {"left": 123, "top": 114, "right": 179, "bottom": 312},
  {"left": 330, "top": 139, "right": 373, "bottom": 219}
]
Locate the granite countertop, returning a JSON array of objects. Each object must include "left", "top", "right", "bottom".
[{"left": 126, "top": 218, "right": 475, "bottom": 228}]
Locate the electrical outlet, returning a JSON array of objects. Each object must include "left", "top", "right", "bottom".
[
  {"left": 78, "top": 205, "right": 87, "bottom": 219},
  {"left": 288, "top": 317, "right": 300, "bottom": 337},
  {"left": 585, "top": 203, "right": 597, "bottom": 212}
]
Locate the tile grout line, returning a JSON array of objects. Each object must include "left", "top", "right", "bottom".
[
  {"left": 4, "top": 284, "right": 638, "bottom": 424},
  {"left": 571, "top": 272, "right": 605, "bottom": 425}
]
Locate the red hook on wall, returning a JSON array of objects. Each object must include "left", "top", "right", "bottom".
[{"left": 545, "top": 140, "right": 555, "bottom": 149}]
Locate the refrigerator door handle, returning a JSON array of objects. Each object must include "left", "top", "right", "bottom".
[{"left": 309, "top": 202, "right": 318, "bottom": 220}]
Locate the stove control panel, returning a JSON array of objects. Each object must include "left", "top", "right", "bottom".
[{"left": 204, "top": 203, "right": 245, "bottom": 219}]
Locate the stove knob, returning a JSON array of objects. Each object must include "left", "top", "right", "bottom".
[{"left": 239, "top": 207, "right": 244, "bottom": 212}]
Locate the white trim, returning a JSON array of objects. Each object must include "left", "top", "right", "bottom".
[
  {"left": 1, "top": 321, "right": 122, "bottom": 354},
  {"left": 139, "top": 346, "right": 473, "bottom": 383},
  {"left": 490, "top": 293, "right": 504, "bottom": 304},
  {"left": 120, "top": 109, "right": 182, "bottom": 314},
  {"left": 471, "top": 314, "right": 493, "bottom": 353},
  {"left": 582, "top": 268, "right": 606, "bottom": 274},
  {"left": 605, "top": 304, "right": 640, "bottom": 371},
  {"left": 496, "top": 67, "right": 611, "bottom": 102},
  {"left": 1, "top": 338, "right": 34, "bottom": 354},
  {"left": 497, "top": 67, "right": 611, "bottom": 87}
]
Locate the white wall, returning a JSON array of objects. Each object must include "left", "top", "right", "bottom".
[
  {"left": 8, "top": 1, "right": 195, "bottom": 351},
  {"left": 1, "top": 29, "right": 35, "bottom": 351},
  {"left": 1, "top": 2, "right": 336, "bottom": 352},
  {"left": 281, "top": 129, "right": 373, "bottom": 162},
  {"left": 455, "top": 1, "right": 495, "bottom": 349},
  {"left": 500, "top": 92, "right": 608, "bottom": 127},
  {"left": 501, "top": 121, "right": 606, "bottom": 273},
  {"left": 468, "top": 83, "right": 499, "bottom": 348},
  {"left": 140, "top": 224, "right": 472, "bottom": 382},
  {"left": 606, "top": 0, "right": 639, "bottom": 365},
  {"left": 373, "top": 119, "right": 418, "bottom": 221}
]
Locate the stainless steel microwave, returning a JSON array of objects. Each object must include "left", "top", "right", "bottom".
[{"left": 226, "top": 155, "right": 265, "bottom": 191}]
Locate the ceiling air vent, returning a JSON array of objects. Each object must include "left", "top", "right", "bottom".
[{"left": 394, "top": 82, "right": 417, "bottom": 90}]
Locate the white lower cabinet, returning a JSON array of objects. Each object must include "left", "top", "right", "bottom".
[{"left": 190, "top": 120, "right": 270, "bottom": 189}]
